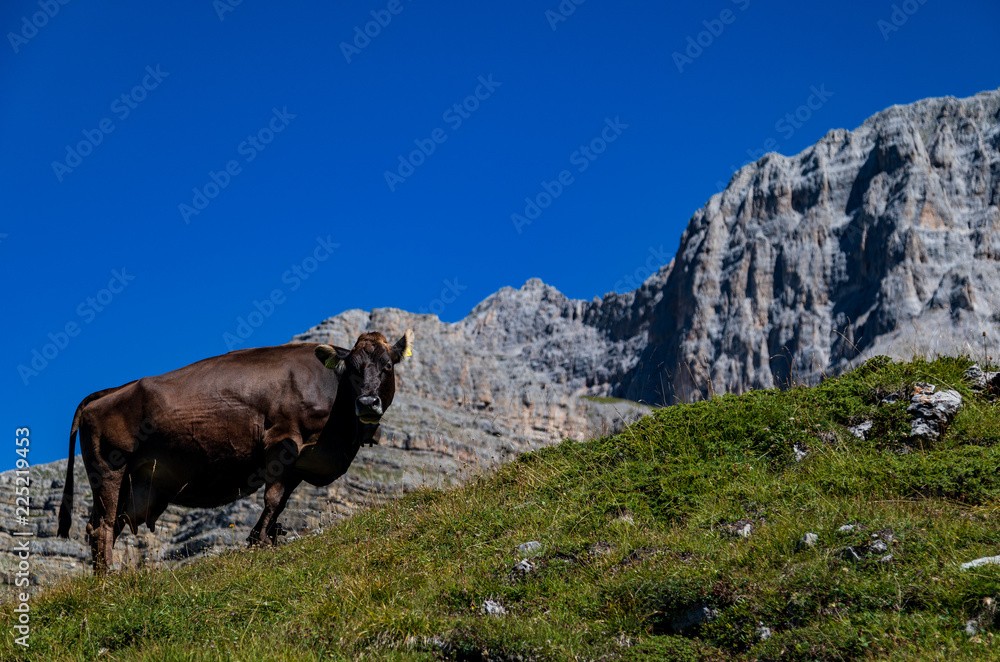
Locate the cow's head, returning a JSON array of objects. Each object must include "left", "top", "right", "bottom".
[{"left": 314, "top": 330, "right": 413, "bottom": 424}]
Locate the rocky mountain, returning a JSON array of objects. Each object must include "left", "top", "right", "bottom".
[
  {"left": 4, "top": 87, "right": 998, "bottom": 586},
  {"left": 619, "top": 88, "right": 1000, "bottom": 404}
]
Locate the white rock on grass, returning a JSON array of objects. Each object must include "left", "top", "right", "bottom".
[
  {"left": 848, "top": 421, "right": 873, "bottom": 439},
  {"left": 798, "top": 533, "right": 819, "bottom": 549},
  {"left": 960, "top": 555, "right": 1000, "bottom": 570},
  {"left": 964, "top": 365, "right": 987, "bottom": 389},
  {"left": 517, "top": 541, "right": 542, "bottom": 554},
  {"left": 908, "top": 385, "right": 962, "bottom": 441},
  {"left": 962, "top": 365, "right": 1000, "bottom": 390},
  {"left": 512, "top": 558, "right": 535, "bottom": 574},
  {"left": 721, "top": 519, "right": 754, "bottom": 539},
  {"left": 481, "top": 599, "right": 507, "bottom": 616}
]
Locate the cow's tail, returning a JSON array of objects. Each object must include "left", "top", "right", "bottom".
[
  {"left": 58, "top": 384, "right": 134, "bottom": 538},
  {"left": 57, "top": 399, "right": 87, "bottom": 537}
]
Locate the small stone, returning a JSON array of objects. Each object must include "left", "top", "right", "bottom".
[
  {"left": 516, "top": 541, "right": 542, "bottom": 554},
  {"left": 960, "top": 555, "right": 1000, "bottom": 570},
  {"left": 512, "top": 558, "right": 535, "bottom": 574},
  {"left": 848, "top": 420, "right": 873, "bottom": 439},
  {"left": 965, "top": 619, "right": 979, "bottom": 636},
  {"left": 756, "top": 624, "right": 773, "bottom": 641},
  {"left": 878, "top": 554, "right": 894, "bottom": 563},
  {"left": 964, "top": 365, "right": 987, "bottom": 389},
  {"left": 481, "top": 599, "right": 507, "bottom": 616},
  {"left": 870, "top": 539, "right": 889, "bottom": 555},
  {"left": 909, "top": 388, "right": 962, "bottom": 441},
  {"left": 798, "top": 532, "right": 819, "bottom": 549},
  {"left": 793, "top": 444, "right": 808, "bottom": 462},
  {"left": 838, "top": 524, "right": 857, "bottom": 533},
  {"left": 722, "top": 518, "right": 756, "bottom": 538},
  {"left": 840, "top": 546, "right": 863, "bottom": 562}
]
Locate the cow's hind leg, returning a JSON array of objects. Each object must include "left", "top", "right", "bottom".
[
  {"left": 80, "top": 420, "right": 129, "bottom": 576},
  {"left": 87, "top": 472, "right": 125, "bottom": 575},
  {"left": 247, "top": 477, "right": 301, "bottom": 546}
]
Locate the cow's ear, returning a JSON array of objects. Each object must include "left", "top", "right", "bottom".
[
  {"left": 315, "top": 344, "right": 351, "bottom": 376},
  {"left": 390, "top": 329, "right": 414, "bottom": 363}
]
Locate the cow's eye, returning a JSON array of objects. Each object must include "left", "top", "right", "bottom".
[{"left": 383, "top": 363, "right": 393, "bottom": 372}]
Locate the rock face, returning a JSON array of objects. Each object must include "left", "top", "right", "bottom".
[
  {"left": 6, "top": 88, "right": 999, "bottom": 587},
  {"left": 620, "top": 88, "right": 1000, "bottom": 404}
]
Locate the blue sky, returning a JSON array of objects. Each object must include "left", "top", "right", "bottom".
[{"left": 2, "top": 0, "right": 998, "bottom": 471}]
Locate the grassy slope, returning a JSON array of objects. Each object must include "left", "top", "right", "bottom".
[{"left": 5, "top": 356, "right": 1000, "bottom": 661}]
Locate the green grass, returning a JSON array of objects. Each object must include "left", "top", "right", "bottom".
[{"left": 7, "top": 356, "right": 1000, "bottom": 660}]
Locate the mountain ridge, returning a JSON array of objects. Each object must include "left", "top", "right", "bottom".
[{"left": 619, "top": 86, "right": 1000, "bottom": 403}]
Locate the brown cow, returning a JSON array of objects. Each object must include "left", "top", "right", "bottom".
[{"left": 57, "top": 330, "right": 413, "bottom": 574}]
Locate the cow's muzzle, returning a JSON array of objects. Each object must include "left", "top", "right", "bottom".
[{"left": 355, "top": 395, "right": 383, "bottom": 424}]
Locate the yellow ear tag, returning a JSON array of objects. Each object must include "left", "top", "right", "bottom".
[
  {"left": 324, "top": 358, "right": 340, "bottom": 370},
  {"left": 403, "top": 346, "right": 412, "bottom": 358}
]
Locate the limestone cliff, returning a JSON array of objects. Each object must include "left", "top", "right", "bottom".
[{"left": 620, "top": 88, "right": 1000, "bottom": 403}]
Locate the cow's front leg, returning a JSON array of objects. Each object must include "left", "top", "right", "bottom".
[{"left": 247, "top": 477, "right": 300, "bottom": 546}]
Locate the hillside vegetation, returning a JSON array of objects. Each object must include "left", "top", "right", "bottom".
[{"left": 5, "top": 356, "right": 1000, "bottom": 661}]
